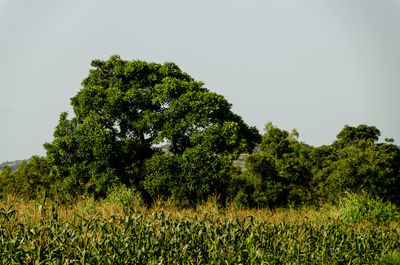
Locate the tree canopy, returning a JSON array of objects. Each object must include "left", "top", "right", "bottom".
[{"left": 44, "top": 55, "right": 260, "bottom": 201}]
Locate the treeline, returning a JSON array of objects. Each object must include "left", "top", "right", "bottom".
[
  {"left": 231, "top": 123, "right": 400, "bottom": 207},
  {"left": 0, "top": 159, "right": 26, "bottom": 172},
  {"left": 1, "top": 55, "right": 399, "bottom": 208}
]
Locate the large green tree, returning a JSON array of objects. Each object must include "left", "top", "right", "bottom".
[{"left": 45, "top": 55, "right": 260, "bottom": 199}]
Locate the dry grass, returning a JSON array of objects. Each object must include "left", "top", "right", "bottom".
[
  {"left": 2, "top": 193, "right": 399, "bottom": 231},
  {"left": 0, "top": 194, "right": 345, "bottom": 227}
]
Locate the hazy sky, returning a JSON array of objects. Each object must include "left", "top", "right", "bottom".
[{"left": 1, "top": 0, "right": 399, "bottom": 162}]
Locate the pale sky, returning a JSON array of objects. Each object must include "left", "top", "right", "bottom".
[{"left": 1, "top": 0, "right": 399, "bottom": 162}]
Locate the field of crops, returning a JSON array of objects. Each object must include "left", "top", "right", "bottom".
[{"left": 1, "top": 201, "right": 400, "bottom": 265}]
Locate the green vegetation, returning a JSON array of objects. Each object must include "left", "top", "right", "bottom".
[
  {"left": 339, "top": 193, "right": 399, "bottom": 224},
  {"left": 1, "top": 55, "right": 400, "bottom": 263},
  {"left": 1, "top": 55, "right": 398, "bottom": 208},
  {"left": 0, "top": 156, "right": 51, "bottom": 200},
  {"left": 42, "top": 55, "right": 259, "bottom": 204},
  {"left": 0, "top": 198, "right": 399, "bottom": 264}
]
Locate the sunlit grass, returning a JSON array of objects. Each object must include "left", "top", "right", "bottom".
[{"left": 1, "top": 193, "right": 397, "bottom": 228}]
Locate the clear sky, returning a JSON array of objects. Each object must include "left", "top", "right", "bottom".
[{"left": 1, "top": 0, "right": 399, "bottom": 162}]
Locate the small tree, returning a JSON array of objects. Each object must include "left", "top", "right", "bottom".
[
  {"left": 236, "top": 123, "right": 312, "bottom": 207},
  {"left": 311, "top": 125, "right": 400, "bottom": 204},
  {"left": 317, "top": 139, "right": 400, "bottom": 204},
  {"left": 333, "top": 124, "right": 380, "bottom": 148},
  {"left": 0, "top": 156, "right": 51, "bottom": 199}
]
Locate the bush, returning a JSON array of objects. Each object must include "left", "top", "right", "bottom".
[
  {"left": 107, "top": 184, "right": 144, "bottom": 214},
  {"left": 381, "top": 252, "right": 400, "bottom": 265},
  {"left": 142, "top": 153, "right": 179, "bottom": 201},
  {"left": 339, "top": 193, "right": 399, "bottom": 224},
  {"left": 227, "top": 171, "right": 255, "bottom": 207},
  {"left": 143, "top": 147, "right": 234, "bottom": 208}
]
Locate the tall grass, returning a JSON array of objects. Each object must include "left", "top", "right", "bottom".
[
  {"left": 0, "top": 194, "right": 339, "bottom": 226},
  {"left": 339, "top": 192, "right": 399, "bottom": 224}
]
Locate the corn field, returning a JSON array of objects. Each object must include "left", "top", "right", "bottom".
[{"left": 1, "top": 207, "right": 400, "bottom": 264}]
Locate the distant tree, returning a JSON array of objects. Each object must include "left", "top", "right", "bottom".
[
  {"left": 0, "top": 159, "right": 25, "bottom": 172},
  {"left": 334, "top": 124, "right": 380, "bottom": 148},
  {"left": 0, "top": 166, "right": 13, "bottom": 198},
  {"left": 14, "top": 156, "right": 52, "bottom": 199},
  {"left": 45, "top": 55, "right": 260, "bottom": 200},
  {"left": 0, "top": 156, "right": 51, "bottom": 199}
]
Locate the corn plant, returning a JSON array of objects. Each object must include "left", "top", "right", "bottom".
[{"left": 0, "top": 207, "right": 399, "bottom": 264}]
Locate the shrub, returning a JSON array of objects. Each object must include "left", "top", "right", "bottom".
[
  {"left": 381, "top": 252, "right": 400, "bottom": 265},
  {"left": 227, "top": 171, "right": 255, "bottom": 207},
  {"left": 339, "top": 193, "right": 399, "bottom": 224},
  {"left": 107, "top": 184, "right": 144, "bottom": 214},
  {"left": 143, "top": 147, "right": 234, "bottom": 208}
]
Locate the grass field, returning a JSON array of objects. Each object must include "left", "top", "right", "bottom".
[{"left": 1, "top": 195, "right": 400, "bottom": 264}]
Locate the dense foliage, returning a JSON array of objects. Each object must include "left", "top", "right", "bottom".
[
  {"left": 231, "top": 123, "right": 313, "bottom": 207},
  {"left": 0, "top": 56, "right": 399, "bottom": 208},
  {"left": 0, "top": 156, "right": 52, "bottom": 200},
  {"left": 233, "top": 123, "right": 400, "bottom": 207},
  {"left": 42, "top": 55, "right": 260, "bottom": 203}
]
